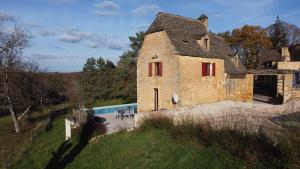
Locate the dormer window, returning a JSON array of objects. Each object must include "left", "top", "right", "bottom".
[
  {"left": 204, "top": 38, "right": 209, "bottom": 50},
  {"left": 197, "top": 35, "right": 210, "bottom": 51}
]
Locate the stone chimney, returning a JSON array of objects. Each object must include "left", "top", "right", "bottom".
[
  {"left": 198, "top": 14, "right": 208, "bottom": 31},
  {"left": 281, "top": 47, "right": 290, "bottom": 62}
]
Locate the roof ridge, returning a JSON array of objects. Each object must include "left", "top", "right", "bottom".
[{"left": 157, "top": 12, "right": 200, "bottom": 23}]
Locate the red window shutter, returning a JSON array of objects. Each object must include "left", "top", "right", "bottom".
[
  {"left": 159, "top": 62, "right": 163, "bottom": 76},
  {"left": 212, "top": 63, "right": 216, "bottom": 76},
  {"left": 149, "top": 62, "right": 152, "bottom": 77},
  {"left": 202, "top": 62, "right": 207, "bottom": 76}
]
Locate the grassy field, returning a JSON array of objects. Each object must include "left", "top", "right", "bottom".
[
  {"left": 13, "top": 116, "right": 247, "bottom": 169},
  {"left": 0, "top": 103, "right": 72, "bottom": 169}
]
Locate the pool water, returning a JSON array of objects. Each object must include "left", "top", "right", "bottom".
[
  {"left": 93, "top": 103, "right": 137, "bottom": 115},
  {"left": 272, "top": 112, "right": 300, "bottom": 127}
]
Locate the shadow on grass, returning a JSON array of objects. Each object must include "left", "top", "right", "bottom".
[{"left": 44, "top": 116, "right": 107, "bottom": 169}]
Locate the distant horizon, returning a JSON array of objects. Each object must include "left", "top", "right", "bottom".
[{"left": 1, "top": 0, "right": 299, "bottom": 72}]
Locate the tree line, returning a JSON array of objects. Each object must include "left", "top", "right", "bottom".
[
  {"left": 218, "top": 16, "right": 300, "bottom": 69},
  {"left": 79, "top": 32, "right": 145, "bottom": 106}
]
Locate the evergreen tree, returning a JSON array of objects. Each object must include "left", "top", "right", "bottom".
[
  {"left": 96, "top": 57, "right": 106, "bottom": 71},
  {"left": 116, "top": 32, "right": 145, "bottom": 102},
  {"left": 83, "top": 58, "right": 97, "bottom": 72},
  {"left": 79, "top": 32, "right": 145, "bottom": 105},
  {"left": 269, "top": 16, "right": 288, "bottom": 50}
]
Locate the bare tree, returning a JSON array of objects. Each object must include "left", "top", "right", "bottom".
[
  {"left": 283, "top": 22, "right": 300, "bottom": 47},
  {"left": 0, "top": 23, "right": 30, "bottom": 133}
]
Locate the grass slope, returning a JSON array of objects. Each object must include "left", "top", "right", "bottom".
[
  {"left": 13, "top": 116, "right": 247, "bottom": 169},
  {"left": 66, "top": 129, "right": 245, "bottom": 169},
  {"left": 0, "top": 104, "right": 71, "bottom": 169}
]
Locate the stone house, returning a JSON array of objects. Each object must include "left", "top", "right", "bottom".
[
  {"left": 252, "top": 47, "right": 300, "bottom": 103},
  {"left": 137, "top": 12, "right": 253, "bottom": 112}
]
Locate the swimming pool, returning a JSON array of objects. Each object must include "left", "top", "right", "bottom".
[
  {"left": 272, "top": 112, "right": 300, "bottom": 127},
  {"left": 93, "top": 103, "right": 137, "bottom": 115}
]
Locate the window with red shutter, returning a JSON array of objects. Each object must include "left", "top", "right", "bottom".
[
  {"left": 159, "top": 62, "right": 163, "bottom": 76},
  {"left": 149, "top": 62, "right": 152, "bottom": 77},
  {"left": 212, "top": 63, "right": 216, "bottom": 76},
  {"left": 202, "top": 62, "right": 207, "bottom": 76},
  {"left": 154, "top": 62, "right": 163, "bottom": 77},
  {"left": 202, "top": 62, "right": 206, "bottom": 76},
  {"left": 202, "top": 62, "right": 213, "bottom": 77}
]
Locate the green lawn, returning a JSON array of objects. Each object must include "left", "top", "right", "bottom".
[{"left": 13, "top": 116, "right": 250, "bottom": 169}]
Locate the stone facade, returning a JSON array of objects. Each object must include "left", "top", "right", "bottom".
[
  {"left": 137, "top": 31, "right": 179, "bottom": 112},
  {"left": 277, "top": 61, "right": 300, "bottom": 102},
  {"left": 278, "top": 61, "right": 300, "bottom": 70},
  {"left": 282, "top": 74, "right": 300, "bottom": 102},
  {"left": 226, "top": 74, "right": 253, "bottom": 102},
  {"left": 177, "top": 56, "right": 226, "bottom": 106}
]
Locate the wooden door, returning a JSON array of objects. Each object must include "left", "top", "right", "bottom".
[{"left": 154, "top": 88, "right": 158, "bottom": 111}]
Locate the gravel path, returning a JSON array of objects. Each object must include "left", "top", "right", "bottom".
[{"left": 165, "top": 100, "right": 300, "bottom": 119}]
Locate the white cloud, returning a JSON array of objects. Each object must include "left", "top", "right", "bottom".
[
  {"left": 132, "top": 5, "right": 160, "bottom": 16},
  {"left": 94, "top": 1, "right": 120, "bottom": 10},
  {"left": 59, "top": 34, "right": 82, "bottom": 43},
  {"left": 58, "top": 28, "right": 96, "bottom": 43},
  {"left": 57, "top": 27, "right": 124, "bottom": 50},
  {"left": 94, "top": 1, "right": 120, "bottom": 16},
  {"left": 106, "top": 42, "right": 123, "bottom": 50},
  {"left": 87, "top": 42, "right": 98, "bottom": 48},
  {"left": 0, "top": 11, "right": 15, "bottom": 22},
  {"left": 26, "top": 53, "right": 86, "bottom": 60}
]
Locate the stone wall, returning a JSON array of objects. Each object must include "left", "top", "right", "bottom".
[
  {"left": 277, "top": 61, "right": 300, "bottom": 103},
  {"left": 282, "top": 74, "right": 300, "bottom": 103},
  {"left": 225, "top": 74, "right": 253, "bottom": 102},
  {"left": 278, "top": 61, "right": 300, "bottom": 70},
  {"left": 177, "top": 55, "right": 227, "bottom": 106}
]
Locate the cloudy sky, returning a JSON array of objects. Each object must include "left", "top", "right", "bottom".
[{"left": 1, "top": 0, "right": 299, "bottom": 72}]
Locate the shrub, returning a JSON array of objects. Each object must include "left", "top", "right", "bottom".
[
  {"left": 140, "top": 114, "right": 173, "bottom": 130},
  {"left": 139, "top": 114, "right": 300, "bottom": 168}
]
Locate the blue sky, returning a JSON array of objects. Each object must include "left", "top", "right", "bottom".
[{"left": 1, "top": 0, "right": 299, "bottom": 72}]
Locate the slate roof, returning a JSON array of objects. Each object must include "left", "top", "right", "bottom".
[
  {"left": 257, "top": 48, "right": 283, "bottom": 69},
  {"left": 146, "top": 12, "right": 246, "bottom": 75}
]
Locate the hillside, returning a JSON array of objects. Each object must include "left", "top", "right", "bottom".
[{"left": 13, "top": 116, "right": 247, "bottom": 169}]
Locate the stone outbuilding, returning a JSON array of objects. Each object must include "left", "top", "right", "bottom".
[
  {"left": 137, "top": 12, "right": 253, "bottom": 112},
  {"left": 251, "top": 47, "right": 300, "bottom": 103}
]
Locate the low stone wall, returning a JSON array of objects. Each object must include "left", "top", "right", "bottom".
[
  {"left": 225, "top": 74, "right": 253, "bottom": 102},
  {"left": 283, "top": 74, "right": 300, "bottom": 103}
]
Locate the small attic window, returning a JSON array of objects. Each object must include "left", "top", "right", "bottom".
[
  {"left": 197, "top": 36, "right": 210, "bottom": 51},
  {"left": 204, "top": 38, "right": 209, "bottom": 50}
]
